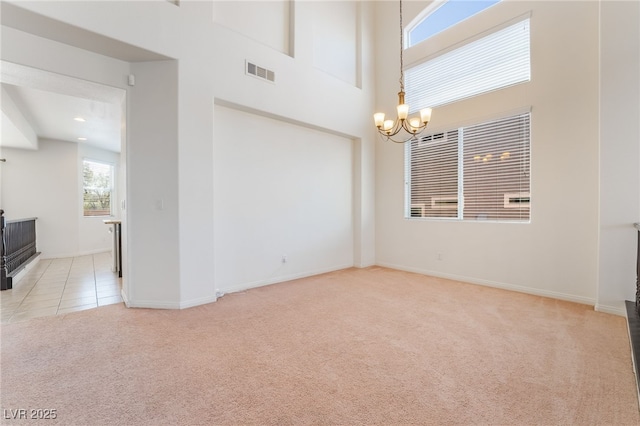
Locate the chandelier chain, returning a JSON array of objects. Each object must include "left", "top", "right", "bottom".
[
  {"left": 373, "top": 0, "right": 432, "bottom": 143},
  {"left": 399, "top": 0, "right": 404, "bottom": 92}
]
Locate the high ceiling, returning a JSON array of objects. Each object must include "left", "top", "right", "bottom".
[
  {"left": 1, "top": 82, "right": 123, "bottom": 153},
  {"left": 0, "top": 1, "right": 170, "bottom": 155}
]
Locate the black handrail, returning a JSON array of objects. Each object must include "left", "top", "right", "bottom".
[
  {"left": 635, "top": 223, "right": 640, "bottom": 316},
  {"left": 0, "top": 210, "right": 7, "bottom": 291},
  {"left": 0, "top": 211, "right": 39, "bottom": 291}
]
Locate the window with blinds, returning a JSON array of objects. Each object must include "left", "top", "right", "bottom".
[
  {"left": 406, "top": 112, "right": 530, "bottom": 222},
  {"left": 406, "top": 131, "right": 459, "bottom": 219},
  {"left": 405, "top": 18, "right": 530, "bottom": 109}
]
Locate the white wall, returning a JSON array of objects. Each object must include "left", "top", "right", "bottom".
[
  {"left": 213, "top": 105, "right": 354, "bottom": 293},
  {"left": 1, "top": 141, "right": 77, "bottom": 257},
  {"left": 187, "top": 0, "right": 376, "bottom": 304},
  {"left": 312, "top": 1, "right": 358, "bottom": 86},
  {"left": 213, "top": 0, "right": 291, "bottom": 55},
  {"left": 375, "top": 1, "right": 602, "bottom": 306},
  {"left": 0, "top": 24, "right": 134, "bottom": 297},
  {"left": 127, "top": 59, "right": 180, "bottom": 307},
  {"left": 597, "top": 1, "right": 640, "bottom": 313},
  {"left": 1, "top": 0, "right": 377, "bottom": 309},
  {"left": 0, "top": 139, "right": 119, "bottom": 258},
  {"left": 3, "top": 0, "right": 635, "bottom": 315}
]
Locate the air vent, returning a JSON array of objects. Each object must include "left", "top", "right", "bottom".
[{"left": 246, "top": 61, "right": 275, "bottom": 83}]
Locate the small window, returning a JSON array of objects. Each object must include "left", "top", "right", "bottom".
[
  {"left": 83, "top": 159, "right": 114, "bottom": 217},
  {"left": 407, "top": 0, "right": 500, "bottom": 47},
  {"left": 405, "top": 18, "right": 530, "bottom": 109},
  {"left": 406, "top": 113, "right": 531, "bottom": 222}
]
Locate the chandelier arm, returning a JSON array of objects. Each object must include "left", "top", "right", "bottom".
[
  {"left": 401, "top": 120, "right": 415, "bottom": 134},
  {"left": 383, "top": 118, "right": 404, "bottom": 138},
  {"left": 401, "top": 119, "right": 429, "bottom": 135},
  {"left": 376, "top": 117, "right": 429, "bottom": 144},
  {"left": 378, "top": 130, "right": 417, "bottom": 144}
]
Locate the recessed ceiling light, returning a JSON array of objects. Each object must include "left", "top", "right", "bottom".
[
  {"left": 74, "top": 117, "right": 86, "bottom": 122},
  {"left": 78, "top": 137, "right": 87, "bottom": 141}
]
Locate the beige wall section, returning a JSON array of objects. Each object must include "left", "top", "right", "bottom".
[
  {"left": 597, "top": 0, "right": 640, "bottom": 314},
  {"left": 375, "top": 1, "right": 602, "bottom": 305}
]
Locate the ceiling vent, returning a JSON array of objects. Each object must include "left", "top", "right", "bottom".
[{"left": 246, "top": 61, "right": 275, "bottom": 83}]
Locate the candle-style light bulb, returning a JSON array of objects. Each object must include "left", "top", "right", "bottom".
[
  {"left": 374, "top": 113, "right": 385, "bottom": 128},
  {"left": 420, "top": 108, "right": 432, "bottom": 123}
]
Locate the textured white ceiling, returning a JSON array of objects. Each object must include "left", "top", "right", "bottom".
[
  {"left": 0, "top": 0, "right": 169, "bottom": 154},
  {"left": 2, "top": 83, "right": 122, "bottom": 152},
  {"left": 1, "top": 61, "right": 125, "bottom": 153}
]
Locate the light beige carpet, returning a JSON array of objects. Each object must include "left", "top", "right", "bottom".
[{"left": 1, "top": 266, "right": 639, "bottom": 425}]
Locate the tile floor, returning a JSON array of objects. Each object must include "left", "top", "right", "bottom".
[{"left": 0, "top": 252, "right": 122, "bottom": 324}]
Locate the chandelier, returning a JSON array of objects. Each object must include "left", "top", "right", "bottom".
[{"left": 374, "top": 0, "right": 432, "bottom": 143}]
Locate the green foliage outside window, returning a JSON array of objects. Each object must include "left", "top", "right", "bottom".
[{"left": 83, "top": 160, "right": 113, "bottom": 216}]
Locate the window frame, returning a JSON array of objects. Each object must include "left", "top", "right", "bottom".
[
  {"left": 82, "top": 158, "right": 115, "bottom": 218},
  {"left": 404, "top": 15, "right": 531, "bottom": 110},
  {"left": 405, "top": 0, "right": 501, "bottom": 49},
  {"left": 405, "top": 111, "right": 532, "bottom": 223}
]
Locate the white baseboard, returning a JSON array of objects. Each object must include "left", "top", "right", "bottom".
[
  {"left": 40, "top": 248, "right": 111, "bottom": 259},
  {"left": 179, "top": 295, "right": 218, "bottom": 309},
  {"left": 110, "top": 262, "right": 621, "bottom": 318},
  {"left": 120, "top": 288, "right": 129, "bottom": 308},
  {"left": 376, "top": 261, "right": 600, "bottom": 311},
  {"left": 123, "top": 299, "right": 182, "bottom": 310},
  {"left": 121, "top": 291, "right": 217, "bottom": 310},
  {"left": 118, "top": 264, "right": 353, "bottom": 311},
  {"left": 10, "top": 255, "right": 42, "bottom": 286},
  {"left": 595, "top": 303, "right": 626, "bottom": 317},
  {"left": 218, "top": 263, "right": 354, "bottom": 295}
]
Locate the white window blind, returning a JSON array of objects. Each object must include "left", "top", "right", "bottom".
[
  {"left": 406, "top": 112, "right": 530, "bottom": 222},
  {"left": 405, "top": 18, "right": 530, "bottom": 109},
  {"left": 405, "top": 131, "right": 459, "bottom": 219},
  {"left": 463, "top": 113, "right": 530, "bottom": 221}
]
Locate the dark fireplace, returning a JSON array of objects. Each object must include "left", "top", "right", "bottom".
[{"left": 626, "top": 223, "right": 640, "bottom": 398}]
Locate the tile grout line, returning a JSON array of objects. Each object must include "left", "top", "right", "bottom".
[
  {"left": 9, "top": 259, "right": 52, "bottom": 323},
  {"left": 55, "top": 258, "right": 75, "bottom": 315},
  {"left": 92, "top": 253, "right": 98, "bottom": 307},
  {"left": 3, "top": 253, "right": 122, "bottom": 323}
]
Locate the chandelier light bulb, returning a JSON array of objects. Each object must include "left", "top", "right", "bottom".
[
  {"left": 374, "top": 113, "right": 386, "bottom": 128},
  {"left": 420, "top": 108, "right": 432, "bottom": 124},
  {"left": 397, "top": 104, "right": 409, "bottom": 120}
]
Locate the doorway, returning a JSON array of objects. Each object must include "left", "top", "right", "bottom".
[{"left": 0, "top": 61, "right": 128, "bottom": 322}]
